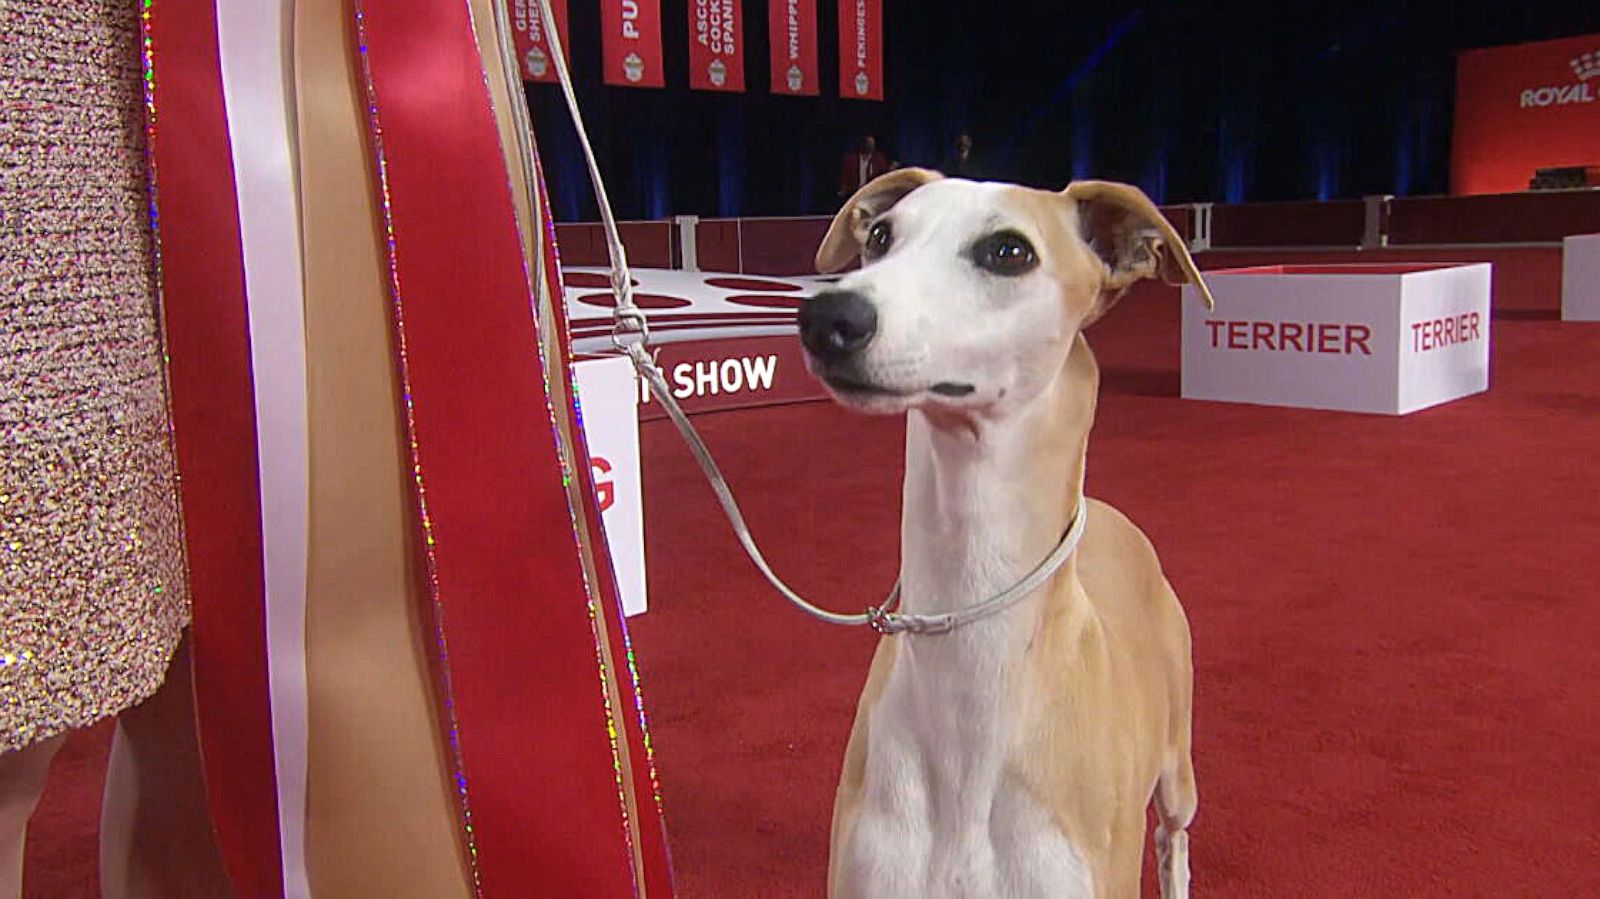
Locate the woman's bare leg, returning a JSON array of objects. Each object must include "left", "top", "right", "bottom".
[
  {"left": 100, "top": 633, "right": 233, "bottom": 899},
  {"left": 0, "top": 734, "right": 64, "bottom": 899}
]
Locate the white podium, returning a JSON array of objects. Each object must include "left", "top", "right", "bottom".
[
  {"left": 1182, "top": 263, "right": 1492, "bottom": 415},
  {"left": 1562, "top": 233, "right": 1600, "bottom": 322},
  {"left": 573, "top": 354, "right": 648, "bottom": 616}
]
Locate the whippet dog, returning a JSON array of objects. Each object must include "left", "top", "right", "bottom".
[{"left": 800, "top": 169, "right": 1215, "bottom": 899}]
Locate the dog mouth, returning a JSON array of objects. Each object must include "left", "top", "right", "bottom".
[
  {"left": 821, "top": 372, "right": 916, "bottom": 398},
  {"left": 816, "top": 369, "right": 978, "bottom": 406},
  {"left": 805, "top": 353, "right": 978, "bottom": 406}
]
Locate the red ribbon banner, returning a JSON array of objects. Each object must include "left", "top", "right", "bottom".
[
  {"left": 768, "top": 0, "right": 818, "bottom": 96},
  {"left": 533, "top": 158, "right": 677, "bottom": 899},
  {"left": 837, "top": 0, "right": 883, "bottom": 101},
  {"left": 354, "top": 1, "right": 672, "bottom": 893},
  {"left": 141, "top": 1, "right": 285, "bottom": 894},
  {"left": 602, "top": 0, "right": 665, "bottom": 88},
  {"left": 509, "top": 0, "right": 570, "bottom": 84},
  {"left": 687, "top": 0, "right": 744, "bottom": 92}
]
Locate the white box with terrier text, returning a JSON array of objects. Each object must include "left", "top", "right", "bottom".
[{"left": 1181, "top": 263, "right": 1492, "bottom": 415}]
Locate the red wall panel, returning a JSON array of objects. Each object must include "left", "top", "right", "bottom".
[{"left": 1453, "top": 34, "right": 1600, "bottom": 195}]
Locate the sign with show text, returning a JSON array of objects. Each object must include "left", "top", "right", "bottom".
[
  {"left": 568, "top": 338, "right": 825, "bottom": 616},
  {"left": 1182, "top": 263, "right": 1492, "bottom": 415},
  {"left": 635, "top": 335, "right": 825, "bottom": 419}
]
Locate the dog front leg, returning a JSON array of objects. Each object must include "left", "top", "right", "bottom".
[{"left": 1154, "top": 824, "right": 1190, "bottom": 899}]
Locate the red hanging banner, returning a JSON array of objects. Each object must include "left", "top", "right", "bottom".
[
  {"left": 508, "top": 0, "right": 570, "bottom": 83},
  {"left": 687, "top": 0, "right": 744, "bottom": 91},
  {"left": 837, "top": 0, "right": 883, "bottom": 101},
  {"left": 768, "top": 0, "right": 818, "bottom": 96},
  {"left": 601, "top": 0, "right": 665, "bottom": 88}
]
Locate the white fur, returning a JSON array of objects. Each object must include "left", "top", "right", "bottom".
[
  {"left": 834, "top": 400, "right": 1095, "bottom": 898},
  {"left": 817, "top": 177, "right": 1194, "bottom": 899},
  {"left": 809, "top": 180, "right": 1083, "bottom": 419}
]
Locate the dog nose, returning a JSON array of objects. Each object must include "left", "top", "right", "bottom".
[{"left": 800, "top": 290, "right": 878, "bottom": 360}]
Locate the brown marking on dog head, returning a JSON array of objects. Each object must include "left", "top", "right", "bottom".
[
  {"left": 1063, "top": 180, "right": 1215, "bottom": 325},
  {"left": 816, "top": 168, "right": 944, "bottom": 274}
]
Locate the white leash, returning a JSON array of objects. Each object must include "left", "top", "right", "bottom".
[{"left": 524, "top": 0, "right": 1085, "bottom": 635}]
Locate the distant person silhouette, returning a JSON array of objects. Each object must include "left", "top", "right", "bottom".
[
  {"left": 839, "top": 134, "right": 892, "bottom": 197},
  {"left": 943, "top": 132, "right": 985, "bottom": 180}
]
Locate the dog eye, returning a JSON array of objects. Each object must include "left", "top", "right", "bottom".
[
  {"left": 973, "top": 231, "right": 1038, "bottom": 276},
  {"left": 864, "top": 221, "right": 893, "bottom": 258}
]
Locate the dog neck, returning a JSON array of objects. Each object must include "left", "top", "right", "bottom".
[
  {"left": 898, "top": 333, "right": 1096, "bottom": 632},
  {"left": 873, "top": 334, "right": 1099, "bottom": 837}
]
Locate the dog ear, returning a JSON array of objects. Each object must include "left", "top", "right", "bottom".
[
  {"left": 1064, "top": 180, "right": 1214, "bottom": 323},
  {"left": 816, "top": 168, "right": 943, "bottom": 273}
]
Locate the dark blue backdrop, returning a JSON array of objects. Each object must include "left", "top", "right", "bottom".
[{"left": 527, "top": 1, "right": 1600, "bottom": 221}]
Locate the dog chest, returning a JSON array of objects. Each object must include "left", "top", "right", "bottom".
[{"left": 838, "top": 712, "right": 1094, "bottom": 899}]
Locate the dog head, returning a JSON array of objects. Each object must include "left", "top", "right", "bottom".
[{"left": 801, "top": 169, "right": 1213, "bottom": 416}]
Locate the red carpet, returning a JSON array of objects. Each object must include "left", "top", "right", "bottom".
[
  {"left": 625, "top": 291, "right": 1600, "bottom": 897},
  {"left": 22, "top": 721, "right": 109, "bottom": 897},
  {"left": 25, "top": 293, "right": 1600, "bottom": 897}
]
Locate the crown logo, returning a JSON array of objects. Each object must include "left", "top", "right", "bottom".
[
  {"left": 524, "top": 46, "right": 548, "bottom": 79},
  {"left": 1570, "top": 51, "right": 1600, "bottom": 81}
]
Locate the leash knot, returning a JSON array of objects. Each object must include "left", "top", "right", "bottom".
[
  {"left": 610, "top": 303, "right": 651, "bottom": 353},
  {"left": 866, "top": 607, "right": 956, "bottom": 636}
]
